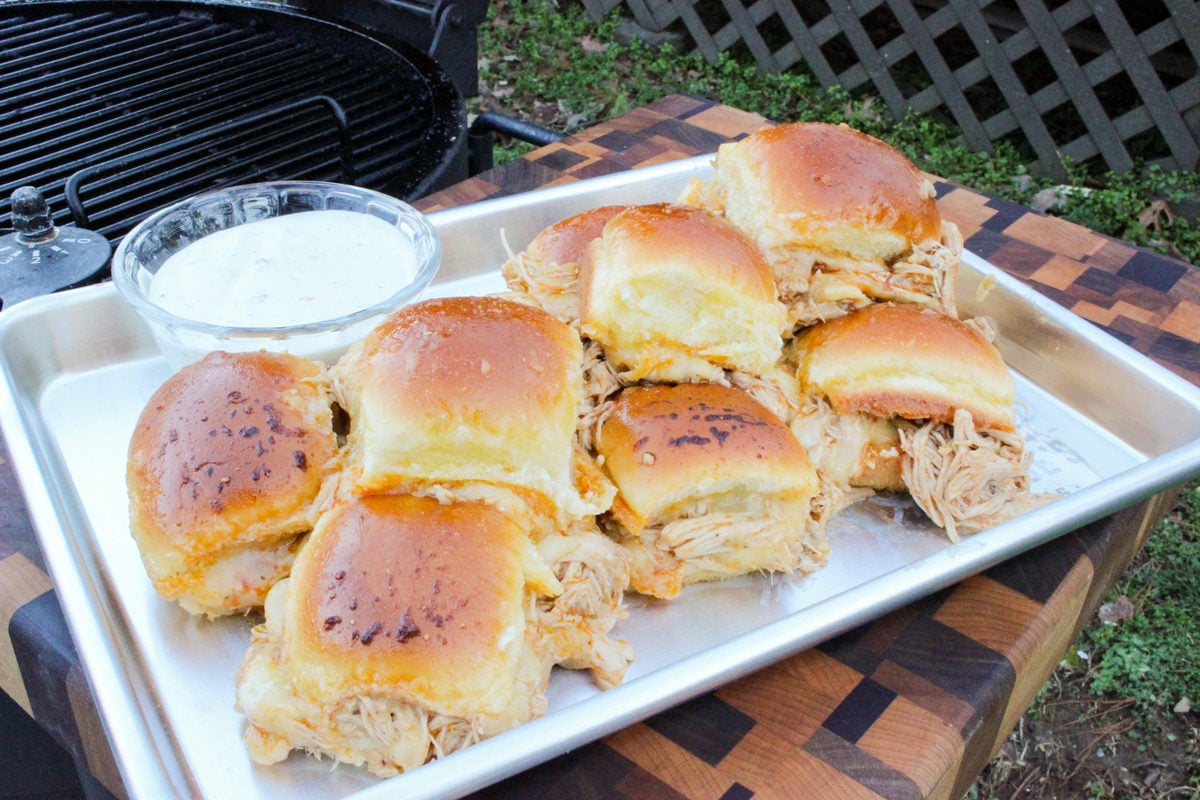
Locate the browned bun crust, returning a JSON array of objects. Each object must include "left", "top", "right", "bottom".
[
  {"left": 284, "top": 493, "right": 531, "bottom": 713},
  {"left": 718, "top": 122, "right": 942, "bottom": 254},
  {"left": 597, "top": 382, "right": 817, "bottom": 533},
  {"left": 351, "top": 295, "right": 579, "bottom": 419},
  {"left": 578, "top": 203, "right": 786, "bottom": 380},
  {"left": 126, "top": 350, "right": 336, "bottom": 613},
  {"left": 795, "top": 304, "right": 1016, "bottom": 430},
  {"left": 332, "top": 296, "right": 586, "bottom": 516},
  {"left": 524, "top": 205, "right": 629, "bottom": 269}
]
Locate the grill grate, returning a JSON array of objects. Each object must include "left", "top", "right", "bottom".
[{"left": 0, "top": 1, "right": 464, "bottom": 248}]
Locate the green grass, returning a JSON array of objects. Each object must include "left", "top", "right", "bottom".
[
  {"left": 1083, "top": 481, "right": 1200, "bottom": 718},
  {"left": 475, "top": 0, "right": 1200, "bottom": 266}
]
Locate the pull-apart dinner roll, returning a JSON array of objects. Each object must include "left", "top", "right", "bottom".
[
  {"left": 789, "top": 303, "right": 1050, "bottom": 540},
  {"left": 331, "top": 295, "right": 611, "bottom": 523},
  {"left": 680, "top": 122, "right": 962, "bottom": 331},
  {"left": 579, "top": 202, "right": 788, "bottom": 385},
  {"left": 594, "top": 382, "right": 825, "bottom": 599},
  {"left": 501, "top": 205, "right": 629, "bottom": 325},
  {"left": 126, "top": 350, "right": 338, "bottom": 617},
  {"left": 236, "top": 494, "right": 564, "bottom": 777}
]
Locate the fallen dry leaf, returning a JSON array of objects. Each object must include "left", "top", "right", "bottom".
[
  {"left": 580, "top": 35, "right": 608, "bottom": 54},
  {"left": 1097, "top": 595, "right": 1135, "bottom": 625},
  {"left": 1138, "top": 198, "right": 1175, "bottom": 233}
]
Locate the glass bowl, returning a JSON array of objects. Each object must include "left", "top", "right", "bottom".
[{"left": 111, "top": 181, "right": 441, "bottom": 369}]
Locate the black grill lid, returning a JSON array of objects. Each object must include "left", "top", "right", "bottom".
[{"left": 0, "top": 0, "right": 465, "bottom": 247}]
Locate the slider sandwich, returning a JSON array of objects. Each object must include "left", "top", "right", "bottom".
[
  {"left": 594, "top": 382, "right": 825, "bottom": 599},
  {"left": 236, "top": 493, "right": 570, "bottom": 776},
  {"left": 125, "top": 350, "right": 338, "bottom": 617},
  {"left": 330, "top": 294, "right": 631, "bottom": 687},
  {"left": 330, "top": 295, "right": 613, "bottom": 524},
  {"left": 680, "top": 122, "right": 963, "bottom": 331},
  {"left": 580, "top": 202, "right": 787, "bottom": 385},
  {"left": 501, "top": 204, "right": 629, "bottom": 326},
  {"left": 574, "top": 202, "right": 799, "bottom": 438},
  {"left": 789, "top": 303, "right": 1050, "bottom": 540}
]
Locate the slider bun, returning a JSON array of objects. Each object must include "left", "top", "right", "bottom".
[
  {"left": 597, "top": 382, "right": 818, "bottom": 534},
  {"left": 579, "top": 202, "right": 786, "bottom": 380},
  {"left": 283, "top": 494, "right": 533, "bottom": 716},
  {"left": 126, "top": 350, "right": 336, "bottom": 614},
  {"left": 795, "top": 303, "right": 1016, "bottom": 430},
  {"left": 333, "top": 296, "right": 586, "bottom": 517},
  {"left": 710, "top": 122, "right": 943, "bottom": 262},
  {"left": 525, "top": 205, "right": 629, "bottom": 266},
  {"left": 501, "top": 205, "right": 629, "bottom": 324}
]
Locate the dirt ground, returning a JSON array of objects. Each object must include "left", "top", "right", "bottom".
[{"left": 970, "top": 659, "right": 1198, "bottom": 799}]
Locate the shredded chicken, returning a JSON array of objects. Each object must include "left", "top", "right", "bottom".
[
  {"left": 781, "top": 222, "right": 962, "bottom": 330},
  {"left": 899, "top": 408, "right": 1056, "bottom": 541},
  {"left": 726, "top": 369, "right": 800, "bottom": 423},
  {"left": 613, "top": 493, "right": 833, "bottom": 599},
  {"left": 809, "top": 473, "right": 874, "bottom": 530},
  {"left": 500, "top": 250, "right": 582, "bottom": 326},
  {"left": 963, "top": 315, "right": 1000, "bottom": 342},
  {"left": 534, "top": 523, "right": 634, "bottom": 689},
  {"left": 578, "top": 339, "right": 623, "bottom": 452}
]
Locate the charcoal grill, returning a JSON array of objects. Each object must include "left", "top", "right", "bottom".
[{"left": 0, "top": 0, "right": 475, "bottom": 258}]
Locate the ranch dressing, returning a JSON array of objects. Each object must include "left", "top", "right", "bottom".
[{"left": 149, "top": 210, "right": 417, "bottom": 327}]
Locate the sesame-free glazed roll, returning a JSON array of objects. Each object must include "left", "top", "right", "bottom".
[
  {"left": 789, "top": 303, "right": 1052, "bottom": 539},
  {"left": 125, "top": 350, "right": 337, "bottom": 617},
  {"left": 578, "top": 202, "right": 788, "bottom": 385},
  {"left": 332, "top": 295, "right": 610, "bottom": 523},
  {"left": 236, "top": 494, "right": 563, "bottom": 776},
  {"left": 681, "top": 122, "right": 962, "bottom": 330},
  {"left": 595, "top": 382, "right": 825, "bottom": 599}
]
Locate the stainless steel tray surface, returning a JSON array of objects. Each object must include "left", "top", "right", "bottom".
[{"left": 2, "top": 155, "right": 1199, "bottom": 800}]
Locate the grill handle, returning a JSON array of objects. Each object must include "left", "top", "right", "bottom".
[{"left": 65, "top": 95, "right": 356, "bottom": 228}]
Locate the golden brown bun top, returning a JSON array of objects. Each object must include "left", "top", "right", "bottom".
[
  {"left": 795, "top": 303, "right": 1016, "bottom": 430},
  {"left": 524, "top": 205, "right": 629, "bottom": 268},
  {"left": 126, "top": 350, "right": 334, "bottom": 553},
  {"left": 596, "top": 382, "right": 817, "bottom": 530},
  {"left": 350, "top": 295, "right": 582, "bottom": 422},
  {"left": 579, "top": 203, "right": 777, "bottom": 312},
  {"left": 286, "top": 494, "right": 530, "bottom": 711},
  {"left": 719, "top": 122, "right": 942, "bottom": 246}
]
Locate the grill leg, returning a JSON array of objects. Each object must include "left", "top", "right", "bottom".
[{"left": 469, "top": 127, "right": 495, "bottom": 175}]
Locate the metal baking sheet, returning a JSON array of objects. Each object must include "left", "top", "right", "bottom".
[{"left": 2, "top": 155, "right": 1199, "bottom": 800}]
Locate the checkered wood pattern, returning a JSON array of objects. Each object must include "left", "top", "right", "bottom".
[{"left": 0, "top": 94, "right": 1194, "bottom": 800}]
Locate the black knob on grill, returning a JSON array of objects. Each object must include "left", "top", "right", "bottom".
[
  {"left": 11, "top": 186, "right": 55, "bottom": 243},
  {"left": 0, "top": 188, "right": 111, "bottom": 310}
]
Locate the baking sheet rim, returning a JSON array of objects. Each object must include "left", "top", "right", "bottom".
[{"left": 2, "top": 167, "right": 1200, "bottom": 799}]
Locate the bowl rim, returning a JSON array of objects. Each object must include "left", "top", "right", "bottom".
[{"left": 110, "top": 180, "right": 442, "bottom": 338}]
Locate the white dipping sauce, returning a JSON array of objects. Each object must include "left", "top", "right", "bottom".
[{"left": 148, "top": 210, "right": 418, "bottom": 327}]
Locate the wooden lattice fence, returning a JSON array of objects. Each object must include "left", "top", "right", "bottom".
[{"left": 577, "top": 0, "right": 1200, "bottom": 179}]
